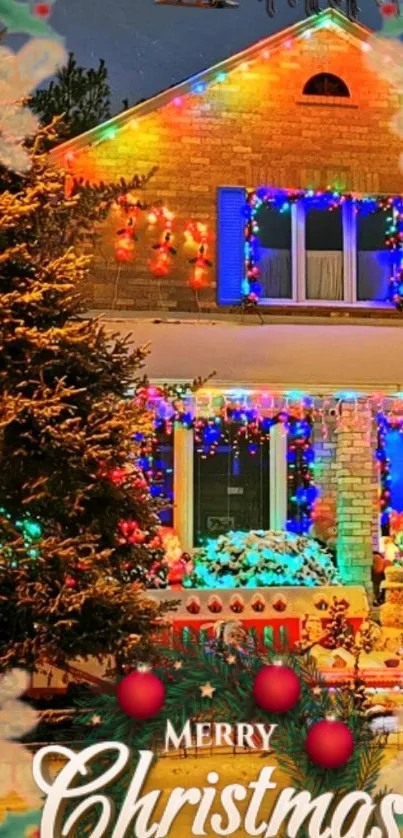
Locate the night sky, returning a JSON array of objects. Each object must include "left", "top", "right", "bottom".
[{"left": 9, "top": 1, "right": 383, "bottom": 111}]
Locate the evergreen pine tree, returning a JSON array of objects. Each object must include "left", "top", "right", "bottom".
[
  {"left": 30, "top": 53, "right": 111, "bottom": 142},
  {"left": 0, "top": 122, "right": 169, "bottom": 675}
]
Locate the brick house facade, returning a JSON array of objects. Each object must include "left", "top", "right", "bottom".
[{"left": 52, "top": 9, "right": 403, "bottom": 590}]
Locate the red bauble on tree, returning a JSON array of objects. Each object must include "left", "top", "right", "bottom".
[
  {"left": 117, "top": 669, "right": 166, "bottom": 720},
  {"left": 305, "top": 720, "right": 354, "bottom": 769},
  {"left": 253, "top": 665, "right": 301, "bottom": 714},
  {"left": 65, "top": 576, "right": 77, "bottom": 589}
]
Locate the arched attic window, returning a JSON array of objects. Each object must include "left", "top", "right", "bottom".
[{"left": 303, "top": 73, "right": 350, "bottom": 98}]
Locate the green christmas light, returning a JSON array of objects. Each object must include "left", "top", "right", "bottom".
[
  {"left": 22, "top": 520, "right": 42, "bottom": 540},
  {"left": 0, "top": 508, "right": 43, "bottom": 560}
]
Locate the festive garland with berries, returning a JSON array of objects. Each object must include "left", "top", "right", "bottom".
[{"left": 72, "top": 639, "right": 385, "bottom": 833}]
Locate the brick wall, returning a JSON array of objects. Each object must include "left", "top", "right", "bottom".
[
  {"left": 56, "top": 21, "right": 403, "bottom": 313},
  {"left": 310, "top": 401, "right": 379, "bottom": 586},
  {"left": 336, "top": 402, "right": 378, "bottom": 588}
]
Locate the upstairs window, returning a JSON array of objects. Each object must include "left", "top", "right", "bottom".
[
  {"left": 303, "top": 73, "right": 350, "bottom": 98},
  {"left": 217, "top": 188, "right": 393, "bottom": 308}
]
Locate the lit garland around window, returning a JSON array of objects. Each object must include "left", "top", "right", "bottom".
[
  {"left": 193, "top": 410, "right": 316, "bottom": 536},
  {"left": 287, "top": 413, "right": 316, "bottom": 536},
  {"left": 376, "top": 412, "right": 403, "bottom": 536},
  {"left": 242, "top": 188, "right": 403, "bottom": 310},
  {"left": 135, "top": 425, "right": 174, "bottom": 526},
  {"left": 139, "top": 386, "right": 403, "bottom": 539},
  {"left": 386, "top": 205, "right": 403, "bottom": 310},
  {"left": 138, "top": 386, "right": 317, "bottom": 534}
]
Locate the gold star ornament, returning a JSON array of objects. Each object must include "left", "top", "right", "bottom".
[
  {"left": 200, "top": 682, "right": 216, "bottom": 699},
  {"left": 173, "top": 661, "right": 183, "bottom": 670}
]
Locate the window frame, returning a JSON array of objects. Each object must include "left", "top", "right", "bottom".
[
  {"left": 303, "top": 73, "right": 350, "bottom": 99},
  {"left": 173, "top": 423, "right": 288, "bottom": 550},
  {"left": 258, "top": 199, "right": 392, "bottom": 309}
]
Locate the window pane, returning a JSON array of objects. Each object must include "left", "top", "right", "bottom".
[
  {"left": 194, "top": 426, "right": 270, "bottom": 544},
  {"left": 305, "top": 206, "right": 344, "bottom": 301},
  {"left": 255, "top": 203, "right": 292, "bottom": 299},
  {"left": 357, "top": 211, "right": 390, "bottom": 302},
  {"left": 303, "top": 73, "right": 350, "bottom": 98}
]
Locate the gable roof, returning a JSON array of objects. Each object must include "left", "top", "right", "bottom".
[{"left": 52, "top": 8, "right": 372, "bottom": 158}]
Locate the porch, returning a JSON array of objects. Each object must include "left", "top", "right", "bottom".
[{"left": 97, "top": 313, "right": 403, "bottom": 586}]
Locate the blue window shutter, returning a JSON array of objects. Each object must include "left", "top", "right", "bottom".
[{"left": 217, "top": 187, "right": 245, "bottom": 305}]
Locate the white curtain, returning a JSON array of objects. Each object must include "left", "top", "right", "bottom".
[
  {"left": 306, "top": 251, "right": 343, "bottom": 301},
  {"left": 258, "top": 248, "right": 292, "bottom": 298}
]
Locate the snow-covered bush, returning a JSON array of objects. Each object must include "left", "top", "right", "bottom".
[{"left": 188, "top": 530, "right": 340, "bottom": 589}]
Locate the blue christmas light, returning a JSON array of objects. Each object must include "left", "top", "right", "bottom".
[
  {"left": 203, "top": 425, "right": 221, "bottom": 445},
  {"left": 243, "top": 188, "right": 403, "bottom": 308}
]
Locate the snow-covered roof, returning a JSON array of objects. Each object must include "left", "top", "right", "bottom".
[{"left": 99, "top": 314, "right": 403, "bottom": 394}]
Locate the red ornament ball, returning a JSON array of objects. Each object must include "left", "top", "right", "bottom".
[
  {"left": 305, "top": 720, "right": 354, "bottom": 769},
  {"left": 65, "top": 576, "right": 76, "bottom": 588},
  {"left": 117, "top": 670, "right": 166, "bottom": 720},
  {"left": 253, "top": 665, "right": 301, "bottom": 714}
]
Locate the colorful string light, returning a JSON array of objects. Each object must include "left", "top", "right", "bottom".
[
  {"left": 386, "top": 205, "right": 403, "bottom": 310},
  {"left": 77, "top": 11, "right": 376, "bottom": 157},
  {"left": 287, "top": 414, "right": 316, "bottom": 536},
  {"left": 376, "top": 412, "right": 403, "bottom": 536},
  {"left": 243, "top": 188, "right": 403, "bottom": 307},
  {"left": 135, "top": 426, "right": 174, "bottom": 526},
  {"left": 137, "top": 386, "right": 318, "bottom": 534}
]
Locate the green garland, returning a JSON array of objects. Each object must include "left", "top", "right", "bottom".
[{"left": 72, "top": 638, "right": 385, "bottom": 834}]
